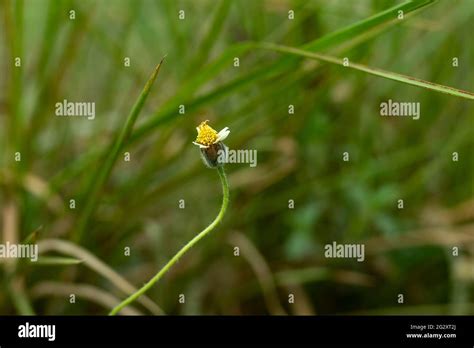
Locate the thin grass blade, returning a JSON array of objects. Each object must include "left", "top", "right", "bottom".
[
  {"left": 73, "top": 58, "right": 166, "bottom": 243},
  {"left": 259, "top": 43, "right": 474, "bottom": 100}
]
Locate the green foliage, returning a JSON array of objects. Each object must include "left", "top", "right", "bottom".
[{"left": 0, "top": 0, "right": 472, "bottom": 315}]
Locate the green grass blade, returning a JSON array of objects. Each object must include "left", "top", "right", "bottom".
[
  {"left": 21, "top": 225, "right": 42, "bottom": 244},
  {"left": 73, "top": 58, "right": 166, "bottom": 243},
  {"left": 303, "top": 0, "right": 437, "bottom": 52},
  {"left": 259, "top": 43, "right": 474, "bottom": 100},
  {"left": 131, "top": 0, "right": 438, "bottom": 143},
  {"left": 158, "top": 42, "right": 254, "bottom": 116},
  {"left": 186, "top": 0, "right": 232, "bottom": 75}
]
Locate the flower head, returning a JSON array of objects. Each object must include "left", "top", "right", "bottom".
[
  {"left": 193, "top": 120, "right": 230, "bottom": 149},
  {"left": 193, "top": 120, "right": 230, "bottom": 168}
]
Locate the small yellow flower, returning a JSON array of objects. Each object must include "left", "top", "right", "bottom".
[
  {"left": 193, "top": 120, "right": 230, "bottom": 149},
  {"left": 193, "top": 120, "right": 230, "bottom": 168}
]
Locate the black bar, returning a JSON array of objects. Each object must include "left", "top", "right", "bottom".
[{"left": 0, "top": 315, "right": 472, "bottom": 346}]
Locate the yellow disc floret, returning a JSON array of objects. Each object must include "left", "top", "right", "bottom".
[{"left": 195, "top": 120, "right": 218, "bottom": 146}]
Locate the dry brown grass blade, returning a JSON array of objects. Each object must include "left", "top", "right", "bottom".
[
  {"left": 228, "top": 232, "right": 286, "bottom": 315},
  {"left": 365, "top": 224, "right": 474, "bottom": 254},
  {"left": 31, "top": 281, "right": 142, "bottom": 315},
  {"left": 37, "top": 239, "right": 164, "bottom": 315}
]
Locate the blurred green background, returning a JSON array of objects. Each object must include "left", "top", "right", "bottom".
[{"left": 0, "top": 0, "right": 473, "bottom": 315}]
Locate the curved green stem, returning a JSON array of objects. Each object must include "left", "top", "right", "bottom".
[{"left": 109, "top": 166, "right": 229, "bottom": 315}]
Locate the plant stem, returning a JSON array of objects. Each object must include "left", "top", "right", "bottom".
[{"left": 109, "top": 166, "right": 229, "bottom": 315}]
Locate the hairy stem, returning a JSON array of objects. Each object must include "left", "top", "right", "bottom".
[{"left": 109, "top": 166, "right": 229, "bottom": 315}]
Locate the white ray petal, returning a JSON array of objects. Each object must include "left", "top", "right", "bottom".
[
  {"left": 216, "top": 127, "right": 230, "bottom": 142},
  {"left": 193, "top": 141, "right": 209, "bottom": 148}
]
